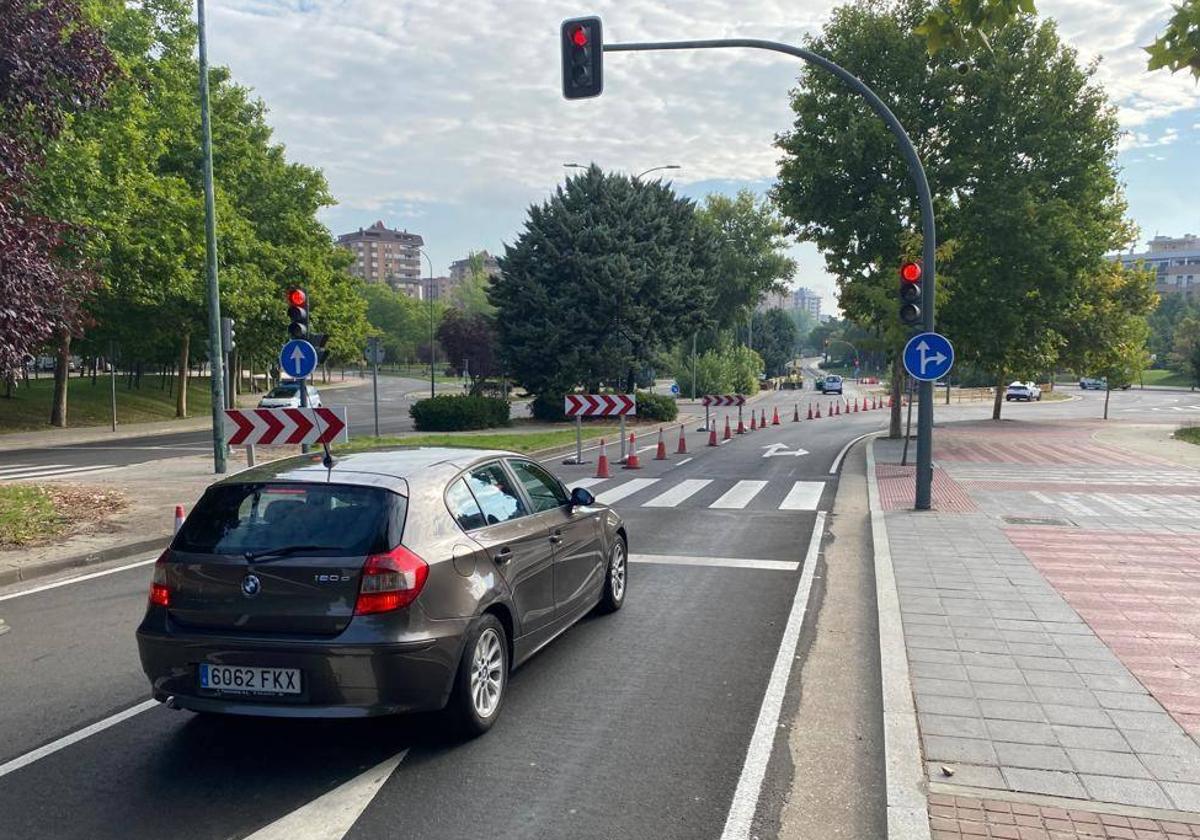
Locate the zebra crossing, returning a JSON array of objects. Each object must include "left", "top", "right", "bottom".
[
  {"left": 571, "top": 475, "right": 827, "bottom": 511},
  {"left": 0, "top": 463, "right": 118, "bottom": 483}
]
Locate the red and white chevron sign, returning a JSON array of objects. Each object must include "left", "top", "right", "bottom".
[
  {"left": 223, "top": 407, "right": 348, "bottom": 446},
  {"left": 563, "top": 394, "right": 637, "bottom": 417},
  {"left": 702, "top": 395, "right": 746, "bottom": 407}
]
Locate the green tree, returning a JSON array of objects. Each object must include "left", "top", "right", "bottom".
[
  {"left": 1147, "top": 294, "right": 1199, "bottom": 366},
  {"left": 450, "top": 252, "right": 497, "bottom": 316},
  {"left": 361, "top": 283, "right": 425, "bottom": 363},
  {"left": 492, "top": 165, "right": 715, "bottom": 400},
  {"left": 437, "top": 309, "right": 499, "bottom": 394},
  {"left": 751, "top": 308, "right": 800, "bottom": 377},
  {"left": 1146, "top": 1, "right": 1200, "bottom": 80},
  {"left": 1172, "top": 316, "right": 1200, "bottom": 389},
  {"left": 697, "top": 191, "right": 796, "bottom": 331}
]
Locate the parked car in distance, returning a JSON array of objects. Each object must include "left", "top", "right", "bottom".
[
  {"left": 1080, "top": 376, "right": 1130, "bottom": 391},
  {"left": 1005, "top": 381, "right": 1042, "bottom": 402},
  {"left": 258, "top": 382, "right": 321, "bottom": 408},
  {"left": 136, "top": 447, "right": 628, "bottom": 736},
  {"left": 820, "top": 374, "right": 844, "bottom": 395}
]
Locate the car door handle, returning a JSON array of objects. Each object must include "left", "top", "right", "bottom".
[
  {"left": 494, "top": 547, "right": 512, "bottom": 563},
  {"left": 549, "top": 531, "right": 563, "bottom": 545}
]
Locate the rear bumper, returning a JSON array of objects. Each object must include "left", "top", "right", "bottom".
[{"left": 136, "top": 615, "right": 470, "bottom": 718}]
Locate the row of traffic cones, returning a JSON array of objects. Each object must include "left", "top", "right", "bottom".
[{"left": 595, "top": 425, "right": 689, "bottom": 477}]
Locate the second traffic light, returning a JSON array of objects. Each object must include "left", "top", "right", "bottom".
[
  {"left": 899, "top": 262, "right": 922, "bottom": 327},
  {"left": 287, "top": 288, "right": 308, "bottom": 339},
  {"left": 561, "top": 17, "right": 603, "bottom": 100}
]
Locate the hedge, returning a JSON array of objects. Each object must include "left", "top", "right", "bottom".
[
  {"left": 635, "top": 390, "right": 678, "bottom": 421},
  {"left": 409, "top": 395, "right": 510, "bottom": 431}
]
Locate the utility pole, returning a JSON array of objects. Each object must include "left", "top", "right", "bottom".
[
  {"left": 197, "top": 0, "right": 226, "bottom": 473},
  {"left": 419, "top": 250, "right": 436, "bottom": 400}
]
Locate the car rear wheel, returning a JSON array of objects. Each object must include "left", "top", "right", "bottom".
[
  {"left": 447, "top": 614, "right": 507, "bottom": 737},
  {"left": 597, "top": 536, "right": 627, "bottom": 614}
]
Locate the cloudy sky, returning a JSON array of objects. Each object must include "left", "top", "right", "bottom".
[{"left": 206, "top": 0, "right": 1200, "bottom": 312}]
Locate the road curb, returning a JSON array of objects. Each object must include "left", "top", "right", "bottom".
[
  {"left": 866, "top": 438, "right": 931, "bottom": 840},
  {"left": 0, "top": 534, "right": 169, "bottom": 589}
]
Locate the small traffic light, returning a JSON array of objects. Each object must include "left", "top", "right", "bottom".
[
  {"left": 220, "top": 316, "right": 236, "bottom": 353},
  {"left": 899, "top": 262, "right": 922, "bottom": 327},
  {"left": 561, "top": 17, "right": 602, "bottom": 100},
  {"left": 311, "top": 332, "right": 330, "bottom": 366},
  {"left": 287, "top": 288, "right": 308, "bottom": 339}
]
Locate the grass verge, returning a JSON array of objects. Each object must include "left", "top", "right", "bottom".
[
  {"left": 1141, "top": 369, "right": 1197, "bottom": 388},
  {"left": 0, "top": 484, "right": 126, "bottom": 548},
  {"left": 335, "top": 426, "right": 620, "bottom": 455},
  {"left": 1176, "top": 427, "right": 1200, "bottom": 446},
  {"left": 0, "top": 375, "right": 216, "bottom": 433}
]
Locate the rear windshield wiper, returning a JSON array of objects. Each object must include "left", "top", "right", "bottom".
[{"left": 244, "top": 545, "right": 343, "bottom": 563}]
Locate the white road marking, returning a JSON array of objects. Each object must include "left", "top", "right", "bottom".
[
  {"left": 720, "top": 511, "right": 826, "bottom": 840},
  {"left": 629, "top": 554, "right": 799, "bottom": 572},
  {"left": 568, "top": 477, "right": 607, "bottom": 490},
  {"left": 710, "top": 480, "right": 768, "bottom": 509},
  {"left": 642, "top": 479, "right": 712, "bottom": 508},
  {"left": 0, "top": 699, "right": 159, "bottom": 780},
  {"left": 594, "top": 478, "right": 659, "bottom": 505},
  {"left": 676, "top": 457, "right": 693, "bottom": 466},
  {"left": 0, "top": 554, "right": 159, "bottom": 602},
  {"left": 0, "top": 464, "right": 71, "bottom": 476},
  {"left": 829, "top": 431, "right": 880, "bottom": 475},
  {"left": 0, "top": 465, "right": 119, "bottom": 482},
  {"left": 245, "top": 750, "right": 408, "bottom": 840},
  {"left": 778, "top": 482, "right": 825, "bottom": 511}
]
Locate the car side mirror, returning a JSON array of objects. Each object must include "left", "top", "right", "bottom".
[{"left": 569, "top": 487, "right": 595, "bottom": 508}]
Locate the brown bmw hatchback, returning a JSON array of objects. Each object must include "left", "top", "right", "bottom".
[{"left": 136, "top": 447, "right": 627, "bottom": 735}]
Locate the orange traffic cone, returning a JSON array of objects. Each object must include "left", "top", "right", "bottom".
[
  {"left": 624, "top": 433, "right": 641, "bottom": 469},
  {"left": 793, "top": 404, "right": 800, "bottom": 423},
  {"left": 835, "top": 401, "right": 841, "bottom": 416},
  {"left": 853, "top": 398, "right": 859, "bottom": 413},
  {"left": 815, "top": 403, "right": 822, "bottom": 418},
  {"left": 761, "top": 408, "right": 768, "bottom": 427},
  {"left": 655, "top": 428, "right": 668, "bottom": 461},
  {"left": 174, "top": 505, "right": 186, "bottom": 534},
  {"left": 724, "top": 415, "right": 733, "bottom": 440},
  {"left": 750, "top": 412, "right": 757, "bottom": 431},
  {"left": 807, "top": 403, "right": 814, "bottom": 420},
  {"left": 596, "top": 439, "right": 611, "bottom": 478},
  {"left": 677, "top": 425, "right": 689, "bottom": 454},
  {"left": 708, "top": 424, "right": 719, "bottom": 447},
  {"left": 737, "top": 413, "right": 746, "bottom": 434}
]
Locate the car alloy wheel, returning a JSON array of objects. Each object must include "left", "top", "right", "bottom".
[
  {"left": 610, "top": 540, "right": 627, "bottom": 603},
  {"left": 469, "top": 627, "right": 504, "bottom": 719}
]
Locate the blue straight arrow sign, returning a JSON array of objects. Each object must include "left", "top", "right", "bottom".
[{"left": 280, "top": 339, "right": 318, "bottom": 380}]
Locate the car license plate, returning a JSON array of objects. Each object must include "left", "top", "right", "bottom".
[{"left": 199, "top": 663, "right": 301, "bottom": 695}]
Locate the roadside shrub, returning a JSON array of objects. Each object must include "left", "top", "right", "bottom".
[
  {"left": 530, "top": 392, "right": 569, "bottom": 422},
  {"left": 409, "top": 395, "right": 510, "bottom": 431},
  {"left": 635, "top": 390, "right": 678, "bottom": 421}
]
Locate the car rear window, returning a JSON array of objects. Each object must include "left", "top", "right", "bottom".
[
  {"left": 174, "top": 483, "right": 403, "bottom": 556},
  {"left": 265, "top": 386, "right": 299, "bottom": 398}
]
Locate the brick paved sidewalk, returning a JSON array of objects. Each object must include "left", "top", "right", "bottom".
[{"left": 872, "top": 420, "right": 1200, "bottom": 839}]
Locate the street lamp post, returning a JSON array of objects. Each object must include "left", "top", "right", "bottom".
[
  {"left": 563, "top": 163, "right": 682, "bottom": 181},
  {"left": 418, "top": 250, "right": 435, "bottom": 399}
]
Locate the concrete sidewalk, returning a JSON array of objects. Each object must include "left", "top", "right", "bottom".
[{"left": 871, "top": 419, "right": 1200, "bottom": 839}]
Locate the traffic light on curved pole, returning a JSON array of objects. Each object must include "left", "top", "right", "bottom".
[{"left": 899, "top": 262, "right": 922, "bottom": 327}]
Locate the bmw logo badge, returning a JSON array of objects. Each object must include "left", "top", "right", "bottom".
[{"left": 241, "top": 573, "right": 262, "bottom": 597}]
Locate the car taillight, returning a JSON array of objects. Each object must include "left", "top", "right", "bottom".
[
  {"left": 354, "top": 545, "right": 428, "bottom": 615},
  {"left": 149, "top": 549, "right": 171, "bottom": 607}
]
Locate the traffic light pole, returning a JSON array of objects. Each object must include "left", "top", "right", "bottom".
[
  {"left": 602, "top": 37, "right": 937, "bottom": 510},
  {"left": 197, "top": 0, "right": 227, "bottom": 474}
]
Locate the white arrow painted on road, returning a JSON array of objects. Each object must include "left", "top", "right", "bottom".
[
  {"left": 762, "top": 443, "right": 809, "bottom": 458},
  {"left": 245, "top": 749, "right": 407, "bottom": 840}
]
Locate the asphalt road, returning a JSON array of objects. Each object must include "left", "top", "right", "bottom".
[{"left": 0, "top": 384, "right": 888, "bottom": 840}]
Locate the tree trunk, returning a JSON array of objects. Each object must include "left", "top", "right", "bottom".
[
  {"left": 888, "top": 355, "right": 903, "bottom": 439},
  {"left": 992, "top": 373, "right": 1005, "bottom": 421},
  {"left": 176, "top": 333, "right": 190, "bottom": 418},
  {"left": 50, "top": 330, "right": 71, "bottom": 427},
  {"left": 1103, "top": 386, "right": 1111, "bottom": 420}
]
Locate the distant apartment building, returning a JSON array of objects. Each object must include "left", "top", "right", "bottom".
[
  {"left": 337, "top": 221, "right": 424, "bottom": 295},
  {"left": 755, "top": 289, "right": 792, "bottom": 313},
  {"left": 449, "top": 251, "right": 502, "bottom": 285},
  {"left": 1114, "top": 235, "right": 1200, "bottom": 298},
  {"left": 792, "top": 287, "right": 822, "bottom": 320}
]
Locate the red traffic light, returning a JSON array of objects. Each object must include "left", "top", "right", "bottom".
[
  {"left": 900, "top": 262, "right": 922, "bottom": 283},
  {"left": 287, "top": 288, "right": 307, "bottom": 307},
  {"left": 571, "top": 26, "right": 588, "bottom": 47}
]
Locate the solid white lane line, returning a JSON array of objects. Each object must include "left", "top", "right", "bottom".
[
  {"left": 829, "top": 431, "right": 880, "bottom": 475},
  {"left": 629, "top": 554, "right": 798, "bottom": 572},
  {"left": 0, "top": 699, "right": 159, "bottom": 780},
  {"left": 778, "top": 482, "right": 825, "bottom": 511},
  {"left": 720, "top": 511, "right": 826, "bottom": 840},
  {"left": 710, "top": 480, "right": 768, "bottom": 510},
  {"left": 569, "top": 477, "right": 607, "bottom": 490},
  {"left": 0, "top": 555, "right": 158, "bottom": 602},
  {"left": 676, "top": 457, "right": 693, "bottom": 466},
  {"left": 642, "top": 479, "right": 712, "bottom": 508},
  {"left": 2, "top": 465, "right": 118, "bottom": 482},
  {"left": 245, "top": 750, "right": 408, "bottom": 840},
  {"left": 595, "top": 478, "right": 659, "bottom": 505}
]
